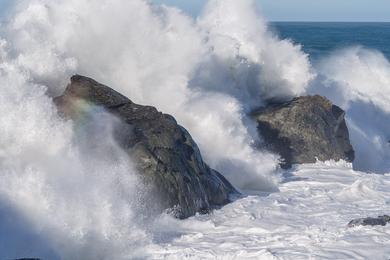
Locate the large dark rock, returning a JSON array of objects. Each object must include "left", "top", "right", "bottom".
[
  {"left": 252, "top": 95, "right": 355, "bottom": 168},
  {"left": 54, "top": 75, "right": 238, "bottom": 219},
  {"left": 348, "top": 215, "right": 390, "bottom": 227}
]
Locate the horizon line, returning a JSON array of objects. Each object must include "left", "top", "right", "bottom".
[{"left": 269, "top": 20, "right": 390, "bottom": 23}]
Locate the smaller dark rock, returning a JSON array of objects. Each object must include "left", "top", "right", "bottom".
[
  {"left": 252, "top": 95, "right": 355, "bottom": 169},
  {"left": 348, "top": 215, "right": 390, "bottom": 227}
]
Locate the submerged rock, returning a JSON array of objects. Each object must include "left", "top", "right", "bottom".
[
  {"left": 252, "top": 95, "right": 355, "bottom": 169},
  {"left": 54, "top": 75, "right": 238, "bottom": 219},
  {"left": 348, "top": 215, "right": 390, "bottom": 227}
]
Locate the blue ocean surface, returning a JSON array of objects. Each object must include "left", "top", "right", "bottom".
[{"left": 271, "top": 22, "right": 390, "bottom": 61}]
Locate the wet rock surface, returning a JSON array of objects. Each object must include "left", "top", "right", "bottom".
[
  {"left": 252, "top": 95, "right": 355, "bottom": 168},
  {"left": 54, "top": 75, "right": 238, "bottom": 219},
  {"left": 348, "top": 215, "right": 390, "bottom": 227}
]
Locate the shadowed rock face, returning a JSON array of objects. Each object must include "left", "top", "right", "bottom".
[
  {"left": 54, "top": 75, "right": 238, "bottom": 219},
  {"left": 252, "top": 95, "right": 355, "bottom": 169}
]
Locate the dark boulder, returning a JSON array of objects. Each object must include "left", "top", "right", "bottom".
[
  {"left": 252, "top": 95, "right": 355, "bottom": 168},
  {"left": 348, "top": 215, "right": 390, "bottom": 227},
  {"left": 54, "top": 75, "right": 238, "bottom": 219}
]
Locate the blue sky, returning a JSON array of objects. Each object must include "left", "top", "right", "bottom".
[
  {"left": 0, "top": 0, "right": 10, "bottom": 17},
  {"left": 0, "top": 0, "right": 389, "bottom": 22}
]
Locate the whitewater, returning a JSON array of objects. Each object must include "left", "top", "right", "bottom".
[
  {"left": 0, "top": 0, "right": 389, "bottom": 259},
  {"left": 148, "top": 162, "right": 390, "bottom": 259}
]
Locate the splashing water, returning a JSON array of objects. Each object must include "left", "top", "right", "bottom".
[
  {"left": 2, "top": 0, "right": 314, "bottom": 192},
  {"left": 0, "top": 64, "right": 150, "bottom": 259},
  {"left": 0, "top": 0, "right": 389, "bottom": 258},
  {"left": 312, "top": 46, "right": 390, "bottom": 173}
]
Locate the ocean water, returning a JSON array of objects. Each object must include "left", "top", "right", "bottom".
[
  {"left": 272, "top": 22, "right": 390, "bottom": 62},
  {"left": 0, "top": 1, "right": 389, "bottom": 259}
]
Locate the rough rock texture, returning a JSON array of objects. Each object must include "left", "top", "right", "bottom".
[
  {"left": 252, "top": 95, "right": 355, "bottom": 168},
  {"left": 348, "top": 215, "right": 390, "bottom": 227},
  {"left": 54, "top": 75, "right": 238, "bottom": 219}
]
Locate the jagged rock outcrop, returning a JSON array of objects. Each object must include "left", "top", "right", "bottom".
[
  {"left": 348, "top": 215, "right": 390, "bottom": 227},
  {"left": 54, "top": 75, "right": 238, "bottom": 219},
  {"left": 252, "top": 95, "right": 355, "bottom": 168}
]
